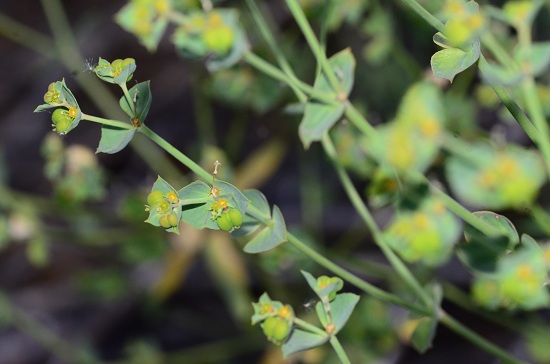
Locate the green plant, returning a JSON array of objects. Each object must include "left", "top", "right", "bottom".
[{"left": 1, "top": 0, "right": 550, "bottom": 362}]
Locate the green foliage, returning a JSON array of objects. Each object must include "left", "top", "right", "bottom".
[
  {"left": 299, "top": 48, "right": 355, "bottom": 148},
  {"left": 22, "top": 0, "right": 550, "bottom": 362}
]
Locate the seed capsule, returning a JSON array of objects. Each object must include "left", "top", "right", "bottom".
[{"left": 216, "top": 208, "right": 242, "bottom": 232}]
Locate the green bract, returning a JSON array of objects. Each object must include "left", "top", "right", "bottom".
[
  {"left": 115, "top": 0, "right": 171, "bottom": 51},
  {"left": 93, "top": 57, "right": 137, "bottom": 84},
  {"left": 35, "top": 79, "right": 82, "bottom": 135},
  {"left": 172, "top": 9, "right": 248, "bottom": 71}
]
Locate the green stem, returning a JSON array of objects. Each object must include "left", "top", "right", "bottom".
[
  {"left": 242, "top": 51, "right": 337, "bottom": 105},
  {"left": 245, "top": 0, "right": 304, "bottom": 101},
  {"left": 407, "top": 170, "right": 502, "bottom": 237},
  {"left": 285, "top": 0, "right": 342, "bottom": 94},
  {"left": 329, "top": 336, "right": 351, "bottom": 364},
  {"left": 399, "top": 0, "right": 445, "bottom": 33},
  {"left": 246, "top": 205, "right": 274, "bottom": 227},
  {"left": 321, "top": 135, "right": 432, "bottom": 307},
  {"left": 344, "top": 102, "right": 376, "bottom": 138},
  {"left": 287, "top": 233, "right": 430, "bottom": 314},
  {"left": 138, "top": 125, "right": 213, "bottom": 182},
  {"left": 440, "top": 314, "right": 527, "bottom": 364},
  {"left": 293, "top": 317, "right": 328, "bottom": 336},
  {"left": 520, "top": 78, "right": 550, "bottom": 179},
  {"left": 119, "top": 83, "right": 136, "bottom": 117},
  {"left": 81, "top": 114, "right": 134, "bottom": 130}
]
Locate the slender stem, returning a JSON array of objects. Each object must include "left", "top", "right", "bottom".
[
  {"left": 119, "top": 83, "right": 136, "bottom": 116},
  {"left": 242, "top": 51, "right": 337, "bottom": 105},
  {"left": 520, "top": 78, "right": 550, "bottom": 179},
  {"left": 330, "top": 336, "right": 351, "bottom": 364},
  {"left": 293, "top": 317, "right": 328, "bottom": 336},
  {"left": 285, "top": 0, "right": 342, "bottom": 94},
  {"left": 407, "top": 170, "right": 502, "bottom": 237},
  {"left": 246, "top": 205, "right": 274, "bottom": 227},
  {"left": 245, "top": 0, "right": 304, "bottom": 100},
  {"left": 81, "top": 114, "right": 134, "bottom": 130},
  {"left": 138, "top": 125, "right": 213, "bottom": 182},
  {"left": 399, "top": 0, "right": 445, "bottom": 33},
  {"left": 343, "top": 102, "right": 376, "bottom": 138},
  {"left": 439, "top": 314, "right": 527, "bottom": 364},
  {"left": 321, "top": 135, "right": 432, "bottom": 307},
  {"left": 287, "top": 233, "right": 431, "bottom": 315}
]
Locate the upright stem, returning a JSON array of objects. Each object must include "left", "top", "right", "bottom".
[{"left": 321, "top": 135, "right": 432, "bottom": 307}]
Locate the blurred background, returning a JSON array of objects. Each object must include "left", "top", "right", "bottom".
[{"left": 0, "top": 0, "right": 548, "bottom": 363}]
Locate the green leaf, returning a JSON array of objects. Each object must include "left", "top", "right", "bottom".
[
  {"left": 431, "top": 33, "right": 480, "bottom": 82},
  {"left": 96, "top": 126, "right": 137, "bottom": 154},
  {"left": 216, "top": 180, "right": 250, "bottom": 214},
  {"left": 179, "top": 181, "right": 217, "bottom": 230},
  {"left": 323, "top": 293, "right": 360, "bottom": 335},
  {"left": 119, "top": 81, "right": 152, "bottom": 123},
  {"left": 459, "top": 211, "right": 519, "bottom": 273},
  {"left": 281, "top": 329, "right": 329, "bottom": 358},
  {"left": 243, "top": 205, "right": 287, "bottom": 253},
  {"left": 299, "top": 48, "right": 356, "bottom": 148}
]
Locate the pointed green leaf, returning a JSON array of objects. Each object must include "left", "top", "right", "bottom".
[
  {"left": 431, "top": 34, "right": 480, "bottom": 82},
  {"left": 299, "top": 48, "right": 356, "bottom": 148},
  {"left": 96, "top": 126, "right": 137, "bottom": 154},
  {"left": 328, "top": 293, "right": 360, "bottom": 335},
  {"left": 119, "top": 81, "right": 152, "bottom": 123},
  {"left": 243, "top": 205, "right": 287, "bottom": 253},
  {"left": 281, "top": 329, "right": 329, "bottom": 358}
]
